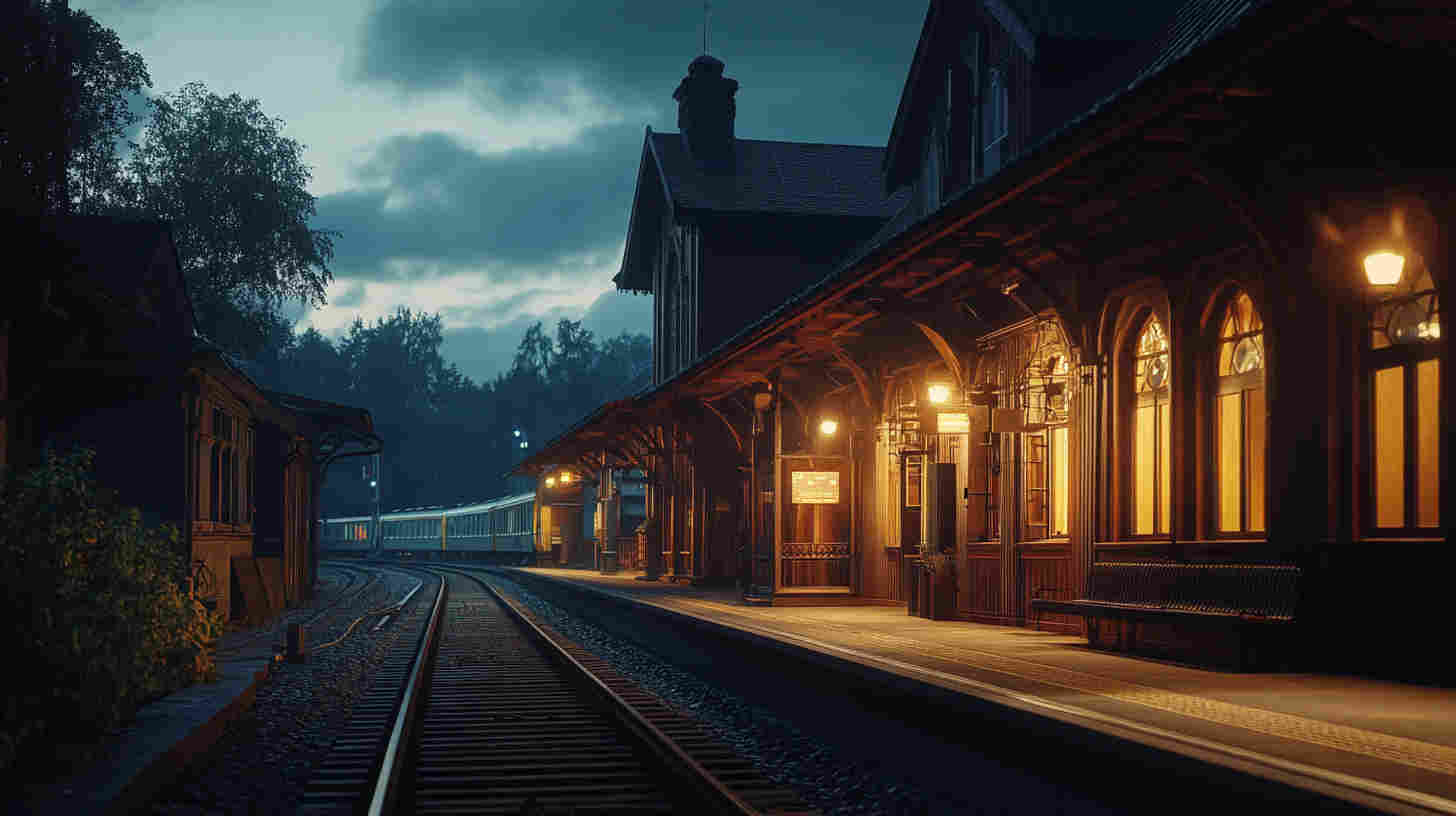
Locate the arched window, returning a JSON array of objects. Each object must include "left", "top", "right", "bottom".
[
  {"left": 1215, "top": 292, "right": 1266, "bottom": 534},
  {"left": 1133, "top": 316, "right": 1170, "bottom": 535}
]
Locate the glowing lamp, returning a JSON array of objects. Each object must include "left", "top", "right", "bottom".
[
  {"left": 520, "top": 441, "right": 528, "bottom": 448},
  {"left": 819, "top": 419, "right": 839, "bottom": 436},
  {"left": 927, "top": 383, "right": 952, "bottom": 404},
  {"left": 370, "top": 480, "right": 377, "bottom": 488},
  {"left": 513, "top": 429, "right": 521, "bottom": 437},
  {"left": 560, "top": 472, "right": 571, "bottom": 484},
  {"left": 1364, "top": 251, "right": 1404, "bottom": 286},
  {"left": 545, "top": 477, "right": 556, "bottom": 487}
]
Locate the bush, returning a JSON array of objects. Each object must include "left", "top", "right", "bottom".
[{"left": 0, "top": 447, "right": 223, "bottom": 775}]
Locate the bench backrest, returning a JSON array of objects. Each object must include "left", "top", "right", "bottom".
[{"left": 1088, "top": 561, "right": 1301, "bottom": 619}]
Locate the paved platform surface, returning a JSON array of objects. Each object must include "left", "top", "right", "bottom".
[
  {"left": 514, "top": 567, "right": 1456, "bottom": 815},
  {"left": 6, "top": 571, "right": 361, "bottom": 816}
]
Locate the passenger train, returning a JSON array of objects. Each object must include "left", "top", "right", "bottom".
[{"left": 318, "top": 491, "right": 537, "bottom": 564}]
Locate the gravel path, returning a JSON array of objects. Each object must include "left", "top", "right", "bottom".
[{"left": 143, "top": 563, "right": 435, "bottom": 816}]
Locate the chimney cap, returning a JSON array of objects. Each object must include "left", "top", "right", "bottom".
[{"left": 687, "top": 54, "right": 725, "bottom": 77}]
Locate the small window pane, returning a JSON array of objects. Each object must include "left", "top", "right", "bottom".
[
  {"left": 1247, "top": 386, "right": 1266, "bottom": 532},
  {"left": 1417, "top": 359, "right": 1440, "bottom": 527},
  {"left": 1373, "top": 366, "right": 1405, "bottom": 528},
  {"left": 1135, "top": 404, "right": 1155, "bottom": 535},
  {"left": 1051, "top": 426, "right": 1069, "bottom": 537},
  {"left": 1217, "top": 392, "right": 1242, "bottom": 533},
  {"left": 1158, "top": 402, "right": 1171, "bottom": 535}
]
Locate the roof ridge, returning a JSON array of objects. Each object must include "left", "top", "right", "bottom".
[{"left": 651, "top": 130, "right": 886, "bottom": 151}]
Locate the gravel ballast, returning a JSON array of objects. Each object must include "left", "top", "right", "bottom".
[
  {"left": 481, "top": 570, "right": 1121, "bottom": 816},
  {"left": 143, "top": 563, "right": 434, "bottom": 816}
]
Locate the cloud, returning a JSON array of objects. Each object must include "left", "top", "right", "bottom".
[
  {"left": 330, "top": 281, "right": 367, "bottom": 307},
  {"left": 355, "top": 0, "right": 927, "bottom": 147},
  {"left": 580, "top": 289, "right": 652, "bottom": 341},
  {"left": 314, "top": 122, "right": 642, "bottom": 281}
]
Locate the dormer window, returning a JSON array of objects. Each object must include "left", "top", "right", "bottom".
[{"left": 982, "top": 66, "right": 1008, "bottom": 177}]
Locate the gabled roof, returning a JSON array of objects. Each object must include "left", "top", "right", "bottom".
[
  {"left": 882, "top": 0, "right": 1182, "bottom": 192},
  {"left": 615, "top": 128, "right": 910, "bottom": 292},
  {"left": 11, "top": 213, "right": 196, "bottom": 338}
]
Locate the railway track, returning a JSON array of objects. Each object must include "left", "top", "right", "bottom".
[{"left": 299, "top": 566, "right": 815, "bottom": 815}]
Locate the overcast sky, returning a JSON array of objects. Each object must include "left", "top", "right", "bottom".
[{"left": 78, "top": 0, "right": 928, "bottom": 384}]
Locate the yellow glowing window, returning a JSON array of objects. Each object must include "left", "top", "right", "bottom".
[
  {"left": 1215, "top": 292, "right": 1265, "bottom": 534},
  {"left": 1133, "top": 316, "right": 1170, "bottom": 535}
]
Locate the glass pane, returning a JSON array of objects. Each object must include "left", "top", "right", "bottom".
[
  {"left": 1373, "top": 366, "right": 1405, "bottom": 528},
  {"left": 1158, "top": 401, "right": 1171, "bottom": 534},
  {"left": 1218, "top": 392, "right": 1242, "bottom": 533},
  {"left": 1135, "top": 405, "right": 1155, "bottom": 535},
  {"left": 1247, "top": 386, "right": 1266, "bottom": 532},
  {"left": 1051, "top": 427, "right": 1069, "bottom": 537},
  {"left": 1417, "top": 359, "right": 1440, "bottom": 527}
]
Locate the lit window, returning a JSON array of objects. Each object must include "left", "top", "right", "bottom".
[
  {"left": 1133, "top": 316, "right": 1170, "bottom": 535},
  {"left": 1369, "top": 269, "right": 1441, "bottom": 530},
  {"left": 1215, "top": 292, "right": 1265, "bottom": 534}
]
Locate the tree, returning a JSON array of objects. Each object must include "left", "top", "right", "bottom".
[
  {"left": 2, "top": 1, "right": 149, "bottom": 216},
  {"left": 125, "top": 82, "right": 337, "bottom": 356}
]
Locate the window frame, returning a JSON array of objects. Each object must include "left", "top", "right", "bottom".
[
  {"left": 1365, "top": 338, "right": 1442, "bottom": 534},
  {"left": 1210, "top": 290, "right": 1267, "bottom": 537},
  {"left": 1129, "top": 314, "right": 1172, "bottom": 538}
]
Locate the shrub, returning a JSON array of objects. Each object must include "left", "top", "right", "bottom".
[{"left": 0, "top": 447, "right": 223, "bottom": 775}]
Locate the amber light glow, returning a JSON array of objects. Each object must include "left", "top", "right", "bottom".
[
  {"left": 545, "top": 477, "right": 556, "bottom": 487},
  {"left": 560, "top": 472, "right": 571, "bottom": 483},
  {"left": 819, "top": 419, "right": 838, "bottom": 436},
  {"left": 927, "top": 383, "right": 951, "bottom": 404},
  {"left": 1364, "top": 251, "right": 1405, "bottom": 286}
]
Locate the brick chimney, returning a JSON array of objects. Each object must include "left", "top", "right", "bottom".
[{"left": 673, "top": 55, "right": 738, "bottom": 172}]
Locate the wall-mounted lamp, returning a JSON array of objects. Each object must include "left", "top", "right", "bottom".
[
  {"left": 1365, "top": 251, "right": 1405, "bottom": 287},
  {"left": 545, "top": 477, "right": 556, "bottom": 487},
  {"left": 819, "top": 418, "right": 839, "bottom": 436},
  {"left": 927, "top": 383, "right": 952, "bottom": 405},
  {"left": 560, "top": 471, "right": 572, "bottom": 484}
]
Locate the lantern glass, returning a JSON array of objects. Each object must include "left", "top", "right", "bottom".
[
  {"left": 819, "top": 419, "right": 839, "bottom": 436},
  {"left": 1364, "top": 251, "right": 1404, "bottom": 287},
  {"left": 545, "top": 477, "right": 556, "bottom": 487},
  {"left": 927, "top": 383, "right": 952, "bottom": 404}
]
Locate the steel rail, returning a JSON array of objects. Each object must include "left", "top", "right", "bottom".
[
  {"left": 437, "top": 566, "right": 761, "bottom": 816},
  {"left": 366, "top": 569, "right": 448, "bottom": 816}
]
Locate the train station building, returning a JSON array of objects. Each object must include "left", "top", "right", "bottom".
[{"left": 514, "top": 0, "right": 1453, "bottom": 679}]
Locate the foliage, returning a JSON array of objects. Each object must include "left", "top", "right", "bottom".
[
  {"left": 0, "top": 448, "right": 223, "bottom": 777},
  {"left": 1, "top": 1, "right": 150, "bottom": 215},
  {"left": 257, "top": 309, "right": 651, "bottom": 516},
  {"left": 124, "top": 81, "right": 338, "bottom": 357}
]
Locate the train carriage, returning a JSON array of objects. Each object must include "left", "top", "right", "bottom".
[
  {"left": 320, "top": 492, "right": 537, "bottom": 565},
  {"left": 319, "top": 516, "right": 373, "bottom": 557}
]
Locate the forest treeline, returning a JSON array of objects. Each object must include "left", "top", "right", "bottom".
[{"left": 248, "top": 312, "right": 650, "bottom": 517}]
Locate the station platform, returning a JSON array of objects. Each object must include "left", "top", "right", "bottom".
[{"left": 511, "top": 567, "right": 1456, "bottom": 815}]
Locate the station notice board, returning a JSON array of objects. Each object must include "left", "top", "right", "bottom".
[{"left": 791, "top": 470, "right": 840, "bottom": 504}]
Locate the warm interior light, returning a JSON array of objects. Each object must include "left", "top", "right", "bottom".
[
  {"left": 545, "top": 477, "right": 556, "bottom": 487},
  {"left": 560, "top": 472, "right": 571, "bottom": 483},
  {"left": 819, "top": 419, "right": 838, "bottom": 436},
  {"left": 1364, "top": 251, "right": 1405, "bottom": 286},
  {"left": 927, "top": 383, "right": 952, "bottom": 404}
]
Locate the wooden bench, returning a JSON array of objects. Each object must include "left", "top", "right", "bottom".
[{"left": 1031, "top": 561, "right": 1301, "bottom": 670}]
